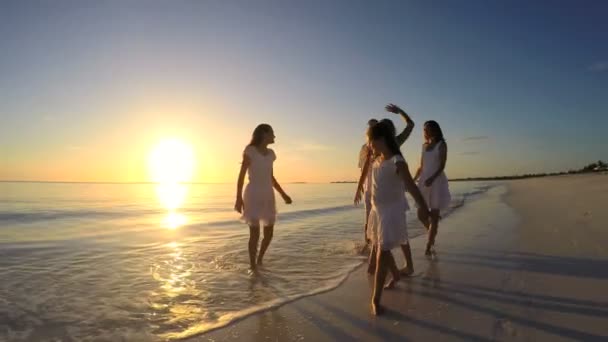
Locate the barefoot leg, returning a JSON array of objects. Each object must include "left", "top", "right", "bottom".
[
  {"left": 384, "top": 251, "right": 400, "bottom": 289},
  {"left": 418, "top": 207, "right": 430, "bottom": 231},
  {"left": 248, "top": 225, "right": 260, "bottom": 270},
  {"left": 257, "top": 225, "right": 273, "bottom": 265},
  {"left": 367, "top": 245, "right": 377, "bottom": 275},
  {"left": 400, "top": 243, "right": 415, "bottom": 276},
  {"left": 426, "top": 210, "right": 440, "bottom": 255},
  {"left": 371, "top": 250, "right": 389, "bottom": 315}
]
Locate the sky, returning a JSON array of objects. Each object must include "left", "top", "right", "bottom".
[{"left": 1, "top": 0, "right": 607, "bottom": 183}]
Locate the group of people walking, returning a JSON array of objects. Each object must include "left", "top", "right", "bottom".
[
  {"left": 354, "top": 104, "right": 451, "bottom": 314},
  {"left": 234, "top": 104, "right": 451, "bottom": 315}
]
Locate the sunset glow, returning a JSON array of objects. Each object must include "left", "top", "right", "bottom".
[{"left": 148, "top": 139, "right": 195, "bottom": 184}]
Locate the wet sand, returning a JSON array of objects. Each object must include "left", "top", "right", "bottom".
[{"left": 197, "top": 173, "right": 608, "bottom": 341}]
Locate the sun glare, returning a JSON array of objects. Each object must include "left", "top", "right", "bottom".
[
  {"left": 149, "top": 138, "right": 195, "bottom": 230},
  {"left": 156, "top": 183, "right": 187, "bottom": 210},
  {"left": 148, "top": 139, "right": 195, "bottom": 184},
  {"left": 163, "top": 212, "right": 187, "bottom": 230}
]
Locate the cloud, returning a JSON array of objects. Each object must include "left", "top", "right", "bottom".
[
  {"left": 588, "top": 61, "right": 608, "bottom": 72},
  {"left": 462, "top": 136, "right": 489, "bottom": 142},
  {"left": 460, "top": 151, "right": 480, "bottom": 155}
]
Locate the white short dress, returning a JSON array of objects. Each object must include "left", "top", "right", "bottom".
[
  {"left": 241, "top": 145, "right": 277, "bottom": 226},
  {"left": 366, "top": 155, "right": 410, "bottom": 251},
  {"left": 417, "top": 141, "right": 451, "bottom": 211}
]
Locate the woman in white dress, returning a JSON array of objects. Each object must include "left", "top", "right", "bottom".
[
  {"left": 355, "top": 104, "right": 415, "bottom": 277},
  {"left": 235, "top": 124, "right": 292, "bottom": 271},
  {"left": 414, "top": 120, "right": 451, "bottom": 256},
  {"left": 365, "top": 121, "right": 430, "bottom": 315}
]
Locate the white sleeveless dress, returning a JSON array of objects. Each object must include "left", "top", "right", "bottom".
[
  {"left": 418, "top": 141, "right": 451, "bottom": 210},
  {"left": 241, "top": 145, "right": 277, "bottom": 226},
  {"left": 366, "top": 155, "right": 410, "bottom": 251}
]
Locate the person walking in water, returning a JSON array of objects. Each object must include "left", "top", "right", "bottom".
[
  {"left": 365, "top": 120, "right": 430, "bottom": 315},
  {"left": 414, "top": 120, "right": 451, "bottom": 256},
  {"left": 235, "top": 124, "right": 292, "bottom": 271}
]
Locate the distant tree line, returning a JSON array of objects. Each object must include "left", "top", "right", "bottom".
[
  {"left": 450, "top": 160, "right": 607, "bottom": 182},
  {"left": 581, "top": 160, "right": 607, "bottom": 172},
  {"left": 331, "top": 160, "right": 607, "bottom": 183}
]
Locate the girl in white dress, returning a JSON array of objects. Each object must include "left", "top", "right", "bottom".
[
  {"left": 414, "top": 120, "right": 451, "bottom": 256},
  {"left": 235, "top": 124, "right": 292, "bottom": 271},
  {"left": 355, "top": 104, "right": 415, "bottom": 277},
  {"left": 366, "top": 121, "right": 430, "bottom": 316}
]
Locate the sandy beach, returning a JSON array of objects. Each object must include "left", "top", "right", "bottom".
[{"left": 198, "top": 173, "right": 608, "bottom": 341}]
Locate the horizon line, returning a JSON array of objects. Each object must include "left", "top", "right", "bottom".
[{"left": 0, "top": 180, "right": 321, "bottom": 185}]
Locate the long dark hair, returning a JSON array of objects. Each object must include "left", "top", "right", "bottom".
[
  {"left": 380, "top": 118, "right": 396, "bottom": 137},
  {"left": 249, "top": 124, "right": 273, "bottom": 147},
  {"left": 424, "top": 120, "right": 445, "bottom": 142},
  {"left": 368, "top": 121, "right": 402, "bottom": 157}
]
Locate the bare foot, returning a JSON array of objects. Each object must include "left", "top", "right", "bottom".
[
  {"left": 425, "top": 243, "right": 433, "bottom": 257},
  {"left": 399, "top": 267, "right": 414, "bottom": 276},
  {"left": 371, "top": 302, "right": 385, "bottom": 316},
  {"left": 384, "top": 276, "right": 399, "bottom": 289}
]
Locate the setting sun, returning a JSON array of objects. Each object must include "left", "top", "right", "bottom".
[{"left": 148, "top": 139, "right": 195, "bottom": 183}]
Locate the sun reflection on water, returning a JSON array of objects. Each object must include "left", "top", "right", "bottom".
[
  {"left": 155, "top": 183, "right": 189, "bottom": 229},
  {"left": 148, "top": 138, "right": 195, "bottom": 230},
  {"left": 163, "top": 211, "right": 187, "bottom": 230},
  {"left": 149, "top": 241, "right": 210, "bottom": 339}
]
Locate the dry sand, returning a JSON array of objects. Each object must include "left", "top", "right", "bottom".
[{"left": 195, "top": 173, "right": 608, "bottom": 342}]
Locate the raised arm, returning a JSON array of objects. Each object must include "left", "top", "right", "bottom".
[
  {"left": 425, "top": 142, "right": 448, "bottom": 186},
  {"left": 234, "top": 153, "right": 250, "bottom": 213},
  {"left": 396, "top": 161, "right": 429, "bottom": 218},
  {"left": 385, "top": 103, "right": 415, "bottom": 145}
]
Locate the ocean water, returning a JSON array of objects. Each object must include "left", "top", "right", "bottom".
[{"left": 0, "top": 181, "right": 493, "bottom": 341}]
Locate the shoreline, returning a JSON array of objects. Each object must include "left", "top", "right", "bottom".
[
  {"left": 196, "top": 173, "right": 608, "bottom": 341},
  {"left": 193, "top": 183, "right": 513, "bottom": 341},
  {"left": 168, "top": 182, "right": 497, "bottom": 339}
]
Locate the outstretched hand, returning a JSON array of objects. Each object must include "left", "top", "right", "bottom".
[
  {"left": 283, "top": 194, "right": 293, "bottom": 205},
  {"left": 385, "top": 103, "right": 404, "bottom": 114}
]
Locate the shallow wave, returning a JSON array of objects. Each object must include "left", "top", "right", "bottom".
[
  {"left": 0, "top": 207, "right": 229, "bottom": 224},
  {"left": 166, "top": 186, "right": 497, "bottom": 338},
  {"left": 161, "top": 261, "right": 364, "bottom": 340},
  {"left": 0, "top": 205, "right": 357, "bottom": 226},
  {"left": 442, "top": 184, "right": 495, "bottom": 217}
]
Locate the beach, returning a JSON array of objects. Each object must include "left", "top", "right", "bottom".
[
  {"left": 3, "top": 2, "right": 607, "bottom": 341},
  {"left": 2, "top": 175, "right": 607, "bottom": 341},
  {"left": 0, "top": 181, "right": 487, "bottom": 341},
  {"left": 199, "top": 173, "right": 608, "bottom": 341}
]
